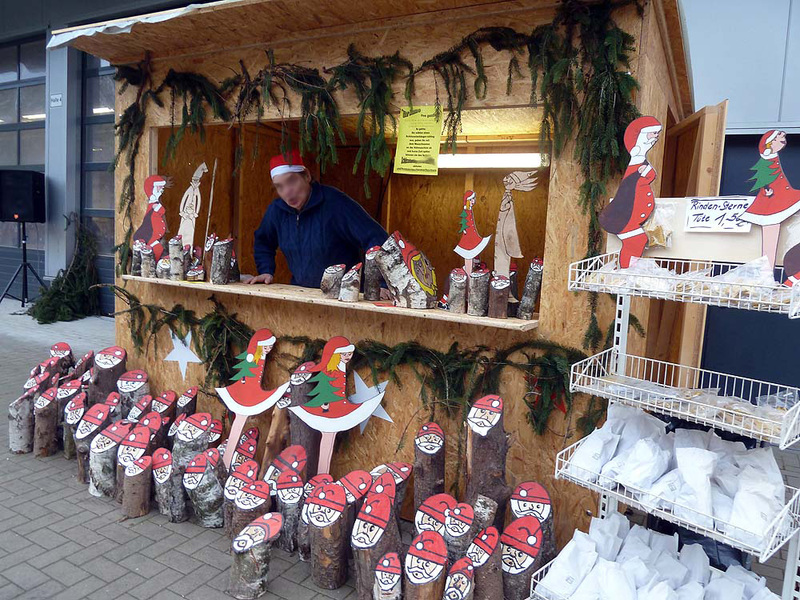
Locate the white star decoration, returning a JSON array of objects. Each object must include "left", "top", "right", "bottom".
[
  {"left": 348, "top": 372, "right": 392, "bottom": 434},
  {"left": 164, "top": 331, "right": 202, "bottom": 379}
]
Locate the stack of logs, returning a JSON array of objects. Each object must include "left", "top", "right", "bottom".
[
  {"left": 449, "top": 258, "right": 543, "bottom": 320},
  {"left": 132, "top": 232, "right": 239, "bottom": 284}
]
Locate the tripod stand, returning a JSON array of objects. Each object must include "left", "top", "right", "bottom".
[{"left": 0, "top": 222, "right": 47, "bottom": 307}]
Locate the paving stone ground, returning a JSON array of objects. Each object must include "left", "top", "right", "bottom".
[{"left": 0, "top": 301, "right": 795, "bottom": 598}]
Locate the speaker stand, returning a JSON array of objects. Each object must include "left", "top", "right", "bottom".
[{"left": 0, "top": 222, "right": 47, "bottom": 308}]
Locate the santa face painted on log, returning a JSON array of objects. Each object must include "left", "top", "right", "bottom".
[
  {"left": 276, "top": 471, "right": 304, "bottom": 505},
  {"left": 369, "top": 472, "right": 396, "bottom": 504},
  {"left": 264, "top": 445, "right": 307, "bottom": 496},
  {"left": 57, "top": 379, "right": 81, "bottom": 401},
  {"left": 443, "top": 558, "right": 474, "bottom": 600},
  {"left": 375, "top": 552, "right": 402, "bottom": 592},
  {"left": 176, "top": 386, "right": 197, "bottom": 409},
  {"left": 405, "top": 530, "right": 447, "bottom": 585},
  {"left": 75, "top": 404, "right": 110, "bottom": 439},
  {"left": 510, "top": 481, "right": 551, "bottom": 522},
  {"left": 467, "top": 395, "right": 503, "bottom": 437},
  {"left": 415, "top": 422, "right": 445, "bottom": 455},
  {"left": 466, "top": 526, "right": 499, "bottom": 567},
  {"left": 152, "top": 448, "right": 172, "bottom": 484},
  {"left": 224, "top": 459, "right": 258, "bottom": 501},
  {"left": 177, "top": 413, "right": 211, "bottom": 443},
  {"left": 232, "top": 513, "right": 283, "bottom": 553},
  {"left": 235, "top": 480, "right": 271, "bottom": 509},
  {"left": 444, "top": 503, "right": 474, "bottom": 539},
  {"left": 128, "top": 395, "right": 152, "bottom": 422},
  {"left": 339, "top": 470, "right": 372, "bottom": 504},
  {"left": 126, "top": 455, "right": 151, "bottom": 477},
  {"left": 34, "top": 387, "right": 57, "bottom": 410},
  {"left": 415, "top": 493, "right": 456, "bottom": 535},
  {"left": 117, "top": 370, "right": 148, "bottom": 394},
  {"left": 50, "top": 341, "right": 72, "bottom": 359},
  {"left": 208, "top": 419, "right": 222, "bottom": 443},
  {"left": 95, "top": 346, "right": 126, "bottom": 370},
  {"left": 117, "top": 426, "right": 150, "bottom": 467},
  {"left": 91, "top": 420, "right": 134, "bottom": 454},
  {"left": 500, "top": 516, "right": 542, "bottom": 575},
  {"left": 64, "top": 393, "right": 87, "bottom": 426},
  {"left": 306, "top": 482, "right": 346, "bottom": 528},
  {"left": 150, "top": 391, "right": 176, "bottom": 414},
  {"left": 351, "top": 493, "right": 391, "bottom": 549},
  {"left": 168, "top": 413, "right": 185, "bottom": 438}
]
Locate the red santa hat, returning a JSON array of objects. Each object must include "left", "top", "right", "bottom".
[
  {"left": 376, "top": 553, "right": 402, "bottom": 575},
  {"left": 387, "top": 462, "right": 412, "bottom": 481},
  {"left": 99, "top": 345, "right": 127, "bottom": 360},
  {"left": 463, "top": 190, "right": 476, "bottom": 206},
  {"left": 104, "top": 392, "right": 120, "bottom": 407},
  {"left": 472, "top": 395, "right": 503, "bottom": 413},
  {"left": 249, "top": 513, "right": 284, "bottom": 542},
  {"left": 209, "top": 419, "right": 223, "bottom": 441},
  {"left": 152, "top": 448, "right": 172, "bottom": 470},
  {"left": 83, "top": 404, "right": 110, "bottom": 426},
  {"left": 119, "top": 370, "right": 148, "bottom": 384},
  {"left": 269, "top": 150, "right": 306, "bottom": 180},
  {"left": 449, "top": 503, "right": 474, "bottom": 526},
  {"left": 100, "top": 420, "right": 134, "bottom": 444},
  {"left": 305, "top": 473, "right": 334, "bottom": 497},
  {"left": 759, "top": 130, "right": 782, "bottom": 160},
  {"left": 242, "top": 480, "right": 272, "bottom": 500},
  {"left": 276, "top": 471, "right": 303, "bottom": 491},
  {"left": 471, "top": 527, "right": 499, "bottom": 554},
  {"left": 204, "top": 448, "right": 220, "bottom": 467},
  {"left": 409, "top": 531, "right": 447, "bottom": 566},
  {"left": 339, "top": 470, "right": 372, "bottom": 501},
  {"left": 358, "top": 493, "right": 392, "bottom": 528},
  {"left": 417, "top": 422, "right": 445, "bottom": 439},
  {"left": 66, "top": 393, "right": 86, "bottom": 413},
  {"left": 133, "top": 455, "right": 152, "bottom": 471},
  {"left": 370, "top": 473, "right": 396, "bottom": 501},
  {"left": 50, "top": 342, "right": 72, "bottom": 357},
  {"left": 307, "top": 482, "right": 346, "bottom": 512},
  {"left": 315, "top": 336, "right": 355, "bottom": 368},
  {"left": 230, "top": 459, "right": 259, "bottom": 484},
  {"left": 419, "top": 493, "right": 456, "bottom": 522},
  {"left": 245, "top": 329, "right": 277, "bottom": 363},
  {"left": 623, "top": 116, "right": 662, "bottom": 154},
  {"left": 274, "top": 445, "right": 307, "bottom": 474},
  {"left": 186, "top": 413, "right": 212, "bottom": 432},
  {"left": 124, "top": 426, "right": 151, "bottom": 449},
  {"left": 187, "top": 454, "right": 209, "bottom": 476},
  {"left": 158, "top": 390, "right": 177, "bottom": 405},
  {"left": 144, "top": 175, "right": 168, "bottom": 197},
  {"left": 512, "top": 481, "right": 551, "bottom": 505},
  {"left": 449, "top": 557, "right": 474, "bottom": 579},
  {"left": 140, "top": 412, "right": 162, "bottom": 433},
  {"left": 168, "top": 413, "right": 186, "bottom": 436},
  {"left": 500, "top": 516, "right": 542, "bottom": 557}
]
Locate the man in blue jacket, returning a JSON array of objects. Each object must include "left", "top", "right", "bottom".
[{"left": 248, "top": 150, "right": 389, "bottom": 289}]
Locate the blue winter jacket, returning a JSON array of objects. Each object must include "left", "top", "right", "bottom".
[{"left": 254, "top": 182, "right": 389, "bottom": 288}]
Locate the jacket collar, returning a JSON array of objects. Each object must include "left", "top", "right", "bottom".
[{"left": 273, "top": 181, "right": 325, "bottom": 215}]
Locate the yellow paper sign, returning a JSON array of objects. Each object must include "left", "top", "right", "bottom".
[{"left": 393, "top": 106, "right": 442, "bottom": 176}]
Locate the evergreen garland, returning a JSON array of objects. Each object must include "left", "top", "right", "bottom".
[{"left": 29, "top": 216, "right": 100, "bottom": 324}]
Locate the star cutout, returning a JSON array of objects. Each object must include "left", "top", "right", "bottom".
[
  {"left": 165, "top": 331, "right": 202, "bottom": 379},
  {"left": 348, "top": 371, "right": 392, "bottom": 434}
]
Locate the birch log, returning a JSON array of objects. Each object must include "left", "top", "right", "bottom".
[
  {"left": 500, "top": 516, "right": 543, "bottom": 600},
  {"left": 467, "top": 268, "right": 490, "bottom": 316},
  {"left": 321, "top": 264, "right": 345, "bottom": 298},
  {"left": 448, "top": 269, "right": 468, "bottom": 314},
  {"left": 89, "top": 420, "right": 135, "bottom": 497},
  {"left": 122, "top": 456, "right": 152, "bottom": 518},
  {"left": 156, "top": 257, "right": 171, "bottom": 279},
  {"left": 509, "top": 482, "right": 555, "bottom": 565},
  {"left": 276, "top": 471, "right": 304, "bottom": 553},
  {"left": 299, "top": 474, "right": 334, "bottom": 562},
  {"left": 64, "top": 392, "right": 87, "bottom": 477},
  {"left": 152, "top": 448, "right": 176, "bottom": 518},
  {"left": 307, "top": 483, "right": 349, "bottom": 589},
  {"left": 363, "top": 246, "right": 383, "bottom": 301},
  {"left": 75, "top": 404, "right": 113, "bottom": 485},
  {"left": 230, "top": 480, "right": 271, "bottom": 539},
  {"left": 228, "top": 513, "right": 283, "bottom": 600},
  {"left": 404, "top": 530, "right": 447, "bottom": 600},
  {"left": 131, "top": 241, "right": 143, "bottom": 276},
  {"left": 375, "top": 232, "right": 437, "bottom": 309},
  {"left": 516, "top": 259, "right": 543, "bottom": 320},
  {"left": 183, "top": 449, "right": 223, "bottom": 527},
  {"left": 8, "top": 390, "right": 35, "bottom": 454},
  {"left": 168, "top": 235, "right": 185, "bottom": 281},
  {"left": 338, "top": 262, "right": 362, "bottom": 303},
  {"left": 224, "top": 459, "right": 259, "bottom": 540},
  {"left": 88, "top": 347, "right": 127, "bottom": 406},
  {"left": 288, "top": 363, "right": 321, "bottom": 481},
  {"left": 351, "top": 493, "right": 401, "bottom": 600},
  {"left": 211, "top": 238, "right": 233, "bottom": 284},
  {"left": 443, "top": 557, "right": 475, "bottom": 600},
  {"left": 140, "top": 246, "right": 155, "bottom": 278},
  {"left": 170, "top": 413, "right": 212, "bottom": 522}
]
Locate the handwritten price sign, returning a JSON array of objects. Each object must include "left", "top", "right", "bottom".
[{"left": 684, "top": 196, "right": 756, "bottom": 233}]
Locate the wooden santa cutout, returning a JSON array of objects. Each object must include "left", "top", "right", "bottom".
[
  {"left": 229, "top": 513, "right": 283, "bottom": 600},
  {"left": 231, "top": 480, "right": 271, "bottom": 537},
  {"left": 500, "top": 516, "right": 542, "bottom": 600},
  {"left": 263, "top": 444, "right": 307, "bottom": 496},
  {"left": 466, "top": 527, "right": 502, "bottom": 600},
  {"left": 455, "top": 191, "right": 491, "bottom": 276},
  {"left": 376, "top": 231, "right": 438, "bottom": 309},
  {"left": 443, "top": 557, "right": 475, "bottom": 600},
  {"left": 494, "top": 171, "right": 536, "bottom": 279},
  {"left": 510, "top": 481, "right": 555, "bottom": 564},
  {"left": 405, "top": 530, "right": 448, "bottom": 599},
  {"left": 152, "top": 448, "right": 175, "bottom": 519},
  {"left": 299, "top": 473, "right": 334, "bottom": 561},
  {"left": 223, "top": 459, "right": 259, "bottom": 539},
  {"left": 415, "top": 493, "right": 456, "bottom": 536},
  {"left": 177, "top": 162, "right": 207, "bottom": 248},
  {"left": 217, "top": 329, "right": 289, "bottom": 469},
  {"left": 89, "top": 419, "right": 135, "bottom": 497},
  {"left": 352, "top": 492, "right": 401, "bottom": 600},
  {"left": 374, "top": 552, "right": 402, "bottom": 600},
  {"left": 133, "top": 175, "right": 170, "bottom": 263},
  {"left": 176, "top": 386, "right": 198, "bottom": 416},
  {"left": 276, "top": 470, "right": 304, "bottom": 553},
  {"left": 89, "top": 346, "right": 127, "bottom": 406},
  {"left": 116, "top": 370, "right": 149, "bottom": 417},
  {"left": 230, "top": 428, "right": 259, "bottom": 468},
  {"left": 444, "top": 502, "right": 475, "bottom": 563},
  {"left": 339, "top": 469, "right": 372, "bottom": 505},
  {"left": 598, "top": 116, "right": 663, "bottom": 268}
]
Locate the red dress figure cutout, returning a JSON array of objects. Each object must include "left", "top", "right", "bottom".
[
  {"left": 217, "top": 329, "right": 289, "bottom": 469},
  {"left": 133, "top": 175, "right": 169, "bottom": 262},
  {"left": 455, "top": 190, "right": 491, "bottom": 275},
  {"left": 599, "top": 116, "right": 663, "bottom": 268},
  {"left": 739, "top": 130, "right": 800, "bottom": 270}
]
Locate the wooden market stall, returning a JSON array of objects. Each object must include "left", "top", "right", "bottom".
[{"left": 53, "top": 0, "right": 699, "bottom": 549}]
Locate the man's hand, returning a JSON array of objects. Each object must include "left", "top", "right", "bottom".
[{"left": 247, "top": 273, "right": 274, "bottom": 285}]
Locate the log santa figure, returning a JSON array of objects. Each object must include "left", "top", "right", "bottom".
[
  {"left": 217, "top": 329, "right": 289, "bottom": 469},
  {"left": 133, "top": 175, "right": 170, "bottom": 262},
  {"left": 598, "top": 116, "right": 663, "bottom": 269},
  {"left": 455, "top": 191, "right": 491, "bottom": 275}
]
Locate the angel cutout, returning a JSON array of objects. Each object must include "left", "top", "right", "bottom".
[
  {"left": 177, "top": 162, "right": 207, "bottom": 249},
  {"left": 288, "top": 336, "right": 386, "bottom": 474},
  {"left": 455, "top": 190, "right": 491, "bottom": 275},
  {"left": 495, "top": 171, "right": 537, "bottom": 279},
  {"left": 218, "top": 329, "right": 289, "bottom": 468}
]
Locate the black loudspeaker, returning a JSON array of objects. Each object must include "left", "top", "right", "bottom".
[{"left": 0, "top": 170, "right": 45, "bottom": 223}]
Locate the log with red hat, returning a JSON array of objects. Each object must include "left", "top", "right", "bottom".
[
  {"left": 229, "top": 479, "right": 271, "bottom": 542},
  {"left": 184, "top": 449, "right": 225, "bottom": 528},
  {"left": 444, "top": 502, "right": 476, "bottom": 564},
  {"left": 320, "top": 264, "right": 346, "bottom": 299},
  {"left": 89, "top": 419, "right": 134, "bottom": 498},
  {"left": 116, "top": 424, "right": 155, "bottom": 504},
  {"left": 510, "top": 481, "right": 555, "bottom": 564},
  {"left": 61, "top": 389, "right": 87, "bottom": 460},
  {"left": 127, "top": 393, "right": 152, "bottom": 422},
  {"left": 443, "top": 556, "right": 475, "bottom": 600},
  {"left": 74, "top": 402, "right": 112, "bottom": 484},
  {"left": 376, "top": 230, "right": 438, "bottom": 309},
  {"left": 351, "top": 492, "right": 402, "bottom": 600},
  {"left": 116, "top": 369, "right": 150, "bottom": 417},
  {"left": 414, "top": 422, "right": 446, "bottom": 512},
  {"left": 307, "top": 482, "right": 349, "bottom": 589},
  {"left": 32, "top": 385, "right": 59, "bottom": 458},
  {"left": 223, "top": 459, "right": 259, "bottom": 539},
  {"left": 374, "top": 551, "right": 402, "bottom": 600},
  {"left": 152, "top": 447, "right": 181, "bottom": 520},
  {"left": 170, "top": 412, "right": 213, "bottom": 523},
  {"left": 264, "top": 444, "right": 307, "bottom": 496},
  {"left": 466, "top": 526, "right": 502, "bottom": 600},
  {"left": 176, "top": 385, "right": 198, "bottom": 417},
  {"left": 276, "top": 470, "right": 304, "bottom": 553},
  {"left": 122, "top": 455, "right": 152, "bottom": 519},
  {"left": 500, "top": 516, "right": 543, "bottom": 600},
  {"left": 88, "top": 346, "right": 127, "bottom": 407},
  {"left": 405, "top": 529, "right": 448, "bottom": 600},
  {"left": 415, "top": 492, "right": 456, "bottom": 536},
  {"left": 228, "top": 512, "right": 283, "bottom": 600},
  {"left": 298, "top": 473, "right": 335, "bottom": 562},
  {"left": 285, "top": 360, "right": 322, "bottom": 481}
]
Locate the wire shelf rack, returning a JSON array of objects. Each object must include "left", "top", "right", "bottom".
[
  {"left": 568, "top": 252, "right": 795, "bottom": 314},
  {"left": 571, "top": 349, "right": 800, "bottom": 449},
  {"left": 554, "top": 437, "right": 800, "bottom": 562}
]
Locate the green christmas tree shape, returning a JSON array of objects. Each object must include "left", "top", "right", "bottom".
[
  {"left": 749, "top": 158, "right": 780, "bottom": 193},
  {"left": 230, "top": 350, "right": 257, "bottom": 382},
  {"left": 458, "top": 208, "right": 468, "bottom": 234},
  {"left": 304, "top": 371, "right": 343, "bottom": 408}
]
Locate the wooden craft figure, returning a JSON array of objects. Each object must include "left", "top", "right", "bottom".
[
  {"left": 55, "top": 379, "right": 81, "bottom": 459},
  {"left": 510, "top": 482, "right": 555, "bottom": 564},
  {"left": 500, "top": 516, "right": 542, "bottom": 600},
  {"left": 516, "top": 258, "right": 543, "bottom": 320},
  {"left": 185, "top": 450, "right": 225, "bottom": 527},
  {"left": 133, "top": 175, "right": 170, "bottom": 263},
  {"left": 289, "top": 336, "right": 385, "bottom": 474},
  {"left": 9, "top": 389, "right": 35, "bottom": 454},
  {"left": 127, "top": 394, "right": 152, "bottom": 422},
  {"left": 352, "top": 492, "right": 401, "bottom": 600},
  {"left": 167, "top": 413, "right": 185, "bottom": 441},
  {"left": 447, "top": 268, "right": 468, "bottom": 314},
  {"left": 374, "top": 552, "right": 402, "bottom": 600},
  {"left": 340, "top": 470, "right": 372, "bottom": 505},
  {"left": 320, "top": 264, "right": 346, "bottom": 298},
  {"left": 208, "top": 419, "right": 223, "bottom": 445},
  {"left": 88, "top": 346, "right": 127, "bottom": 406},
  {"left": 443, "top": 557, "right": 475, "bottom": 600},
  {"left": 372, "top": 462, "right": 412, "bottom": 515},
  {"left": 376, "top": 231, "right": 437, "bottom": 309},
  {"left": 75, "top": 403, "right": 112, "bottom": 483},
  {"left": 338, "top": 262, "right": 363, "bottom": 302},
  {"left": 152, "top": 448, "right": 175, "bottom": 518},
  {"left": 32, "top": 386, "right": 59, "bottom": 457},
  {"left": 118, "top": 424, "right": 152, "bottom": 472},
  {"left": 218, "top": 329, "right": 289, "bottom": 468},
  {"left": 104, "top": 391, "right": 122, "bottom": 420},
  {"left": 177, "top": 162, "right": 207, "bottom": 247},
  {"left": 306, "top": 481, "right": 347, "bottom": 528},
  {"left": 224, "top": 459, "right": 259, "bottom": 538},
  {"left": 414, "top": 422, "right": 445, "bottom": 511},
  {"left": 307, "top": 482, "right": 349, "bottom": 589},
  {"left": 276, "top": 471, "right": 304, "bottom": 552},
  {"left": 364, "top": 246, "right": 383, "bottom": 301},
  {"left": 369, "top": 472, "right": 397, "bottom": 505},
  {"left": 415, "top": 493, "right": 456, "bottom": 535},
  {"left": 116, "top": 370, "right": 149, "bottom": 416},
  {"left": 494, "top": 171, "right": 536, "bottom": 279},
  {"left": 72, "top": 350, "right": 94, "bottom": 379},
  {"left": 466, "top": 527, "right": 502, "bottom": 600},
  {"left": 263, "top": 444, "right": 307, "bottom": 496},
  {"left": 139, "top": 410, "right": 165, "bottom": 449},
  {"left": 122, "top": 455, "right": 152, "bottom": 518},
  {"left": 231, "top": 432, "right": 259, "bottom": 468},
  {"left": 405, "top": 530, "right": 448, "bottom": 598},
  {"left": 50, "top": 341, "right": 73, "bottom": 363},
  {"left": 299, "top": 473, "right": 335, "bottom": 561},
  {"left": 171, "top": 413, "right": 213, "bottom": 522},
  {"left": 352, "top": 492, "right": 393, "bottom": 550},
  {"left": 176, "top": 385, "right": 198, "bottom": 416},
  {"left": 151, "top": 390, "right": 177, "bottom": 421},
  {"left": 444, "top": 502, "right": 475, "bottom": 561},
  {"left": 229, "top": 513, "right": 283, "bottom": 600},
  {"left": 89, "top": 420, "right": 135, "bottom": 497},
  {"left": 455, "top": 191, "right": 491, "bottom": 277},
  {"left": 598, "top": 116, "right": 663, "bottom": 269},
  {"left": 231, "top": 480, "right": 272, "bottom": 537},
  {"left": 467, "top": 395, "right": 502, "bottom": 437},
  {"left": 737, "top": 131, "right": 800, "bottom": 270},
  {"left": 62, "top": 391, "right": 86, "bottom": 459}
]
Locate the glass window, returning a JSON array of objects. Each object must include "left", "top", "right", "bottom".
[
  {"left": 0, "top": 88, "right": 17, "bottom": 124},
  {"left": 20, "top": 84, "right": 45, "bottom": 122},
  {"left": 84, "top": 123, "right": 115, "bottom": 163},
  {"left": 85, "top": 55, "right": 111, "bottom": 70},
  {"left": 0, "top": 46, "right": 16, "bottom": 83},
  {"left": 85, "top": 75, "right": 115, "bottom": 116},
  {"left": 84, "top": 170, "right": 115, "bottom": 210},
  {"left": 19, "top": 41, "right": 45, "bottom": 80},
  {"left": 0, "top": 131, "right": 18, "bottom": 166},
  {"left": 20, "top": 129, "right": 44, "bottom": 165},
  {"left": 83, "top": 216, "right": 115, "bottom": 256}
]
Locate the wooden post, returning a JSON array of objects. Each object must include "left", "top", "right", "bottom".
[
  {"left": 140, "top": 246, "right": 155, "bottom": 278},
  {"left": 75, "top": 404, "right": 113, "bottom": 485},
  {"left": 373, "top": 552, "right": 402, "bottom": 600},
  {"left": 224, "top": 459, "right": 259, "bottom": 539},
  {"left": 228, "top": 513, "right": 283, "bottom": 600},
  {"left": 510, "top": 481, "right": 556, "bottom": 565},
  {"left": 444, "top": 557, "right": 475, "bottom": 600},
  {"left": 89, "top": 420, "right": 135, "bottom": 497},
  {"left": 299, "top": 474, "right": 334, "bottom": 562},
  {"left": 307, "top": 482, "right": 349, "bottom": 589},
  {"left": 448, "top": 269, "right": 468, "bottom": 314},
  {"left": 156, "top": 257, "right": 171, "bottom": 279},
  {"left": 500, "top": 516, "right": 543, "bottom": 600},
  {"left": 288, "top": 363, "right": 321, "bottom": 482},
  {"left": 404, "top": 530, "right": 448, "bottom": 600},
  {"left": 152, "top": 448, "right": 177, "bottom": 519},
  {"left": 122, "top": 456, "right": 153, "bottom": 519},
  {"left": 413, "top": 422, "right": 445, "bottom": 513},
  {"left": 363, "top": 246, "right": 383, "bottom": 301},
  {"left": 466, "top": 527, "right": 502, "bottom": 600},
  {"left": 464, "top": 396, "right": 510, "bottom": 529},
  {"left": 376, "top": 232, "right": 437, "bottom": 309},
  {"left": 184, "top": 449, "right": 224, "bottom": 528},
  {"left": 516, "top": 259, "right": 543, "bottom": 320},
  {"left": 169, "top": 235, "right": 185, "bottom": 280},
  {"left": 9, "top": 390, "right": 35, "bottom": 454},
  {"left": 276, "top": 471, "right": 304, "bottom": 553},
  {"left": 351, "top": 493, "right": 401, "bottom": 600},
  {"left": 487, "top": 275, "right": 510, "bottom": 319},
  {"left": 211, "top": 237, "right": 233, "bottom": 284},
  {"left": 338, "top": 262, "right": 363, "bottom": 303},
  {"left": 117, "top": 370, "right": 149, "bottom": 417},
  {"left": 169, "top": 412, "right": 212, "bottom": 522},
  {"left": 321, "top": 264, "right": 346, "bottom": 298},
  {"left": 88, "top": 346, "right": 127, "bottom": 406}
]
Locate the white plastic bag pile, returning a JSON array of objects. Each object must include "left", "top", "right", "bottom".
[
  {"left": 535, "top": 512, "right": 779, "bottom": 600},
  {"left": 565, "top": 405, "right": 786, "bottom": 547}
]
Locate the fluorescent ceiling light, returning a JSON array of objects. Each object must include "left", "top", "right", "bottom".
[
  {"left": 22, "top": 113, "right": 46, "bottom": 121},
  {"left": 437, "top": 152, "right": 541, "bottom": 169},
  {"left": 92, "top": 106, "right": 114, "bottom": 115}
]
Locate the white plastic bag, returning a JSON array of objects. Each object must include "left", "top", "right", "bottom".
[
  {"left": 641, "top": 469, "right": 684, "bottom": 510},
  {"left": 638, "top": 580, "right": 678, "bottom": 600},
  {"left": 674, "top": 447, "right": 717, "bottom": 529},
  {"left": 536, "top": 530, "right": 598, "bottom": 599},
  {"left": 615, "top": 410, "right": 667, "bottom": 456},
  {"left": 679, "top": 543, "right": 710, "bottom": 585},
  {"left": 729, "top": 469, "right": 784, "bottom": 545}
]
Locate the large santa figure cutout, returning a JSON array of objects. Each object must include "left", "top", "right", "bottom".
[
  {"left": 455, "top": 190, "right": 491, "bottom": 275},
  {"left": 599, "top": 116, "right": 663, "bottom": 268},
  {"left": 133, "top": 175, "right": 170, "bottom": 262}
]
